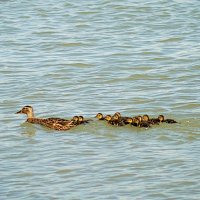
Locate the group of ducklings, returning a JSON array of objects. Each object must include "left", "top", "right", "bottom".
[
  {"left": 95, "top": 112, "right": 177, "bottom": 128},
  {"left": 16, "top": 106, "right": 177, "bottom": 131}
]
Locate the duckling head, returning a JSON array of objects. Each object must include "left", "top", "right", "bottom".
[
  {"left": 95, "top": 113, "right": 103, "bottom": 120},
  {"left": 133, "top": 117, "right": 140, "bottom": 126},
  {"left": 113, "top": 114, "right": 120, "bottom": 120},
  {"left": 158, "top": 115, "right": 165, "bottom": 122},
  {"left": 72, "top": 116, "right": 79, "bottom": 122},
  {"left": 142, "top": 114, "right": 150, "bottom": 122},
  {"left": 78, "top": 116, "right": 84, "bottom": 122},
  {"left": 125, "top": 117, "right": 133, "bottom": 124},
  {"left": 15, "top": 105, "right": 34, "bottom": 118},
  {"left": 114, "top": 112, "right": 121, "bottom": 118},
  {"left": 137, "top": 116, "right": 142, "bottom": 123},
  {"left": 105, "top": 115, "right": 112, "bottom": 122}
]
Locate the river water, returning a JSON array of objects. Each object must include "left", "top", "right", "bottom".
[{"left": 0, "top": 0, "right": 200, "bottom": 199}]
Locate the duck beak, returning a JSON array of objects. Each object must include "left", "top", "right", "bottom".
[{"left": 15, "top": 110, "right": 22, "bottom": 114}]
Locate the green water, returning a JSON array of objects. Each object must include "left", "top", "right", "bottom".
[{"left": 0, "top": 0, "right": 200, "bottom": 199}]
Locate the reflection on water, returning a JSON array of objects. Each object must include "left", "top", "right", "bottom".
[{"left": 20, "top": 123, "right": 37, "bottom": 137}]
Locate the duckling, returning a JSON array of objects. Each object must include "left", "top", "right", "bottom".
[
  {"left": 158, "top": 115, "right": 177, "bottom": 124},
  {"left": 105, "top": 115, "right": 115, "bottom": 125},
  {"left": 135, "top": 116, "right": 142, "bottom": 123},
  {"left": 112, "top": 114, "right": 125, "bottom": 126},
  {"left": 114, "top": 112, "right": 121, "bottom": 117},
  {"left": 142, "top": 114, "right": 150, "bottom": 122},
  {"left": 142, "top": 114, "right": 159, "bottom": 125},
  {"left": 95, "top": 113, "right": 105, "bottom": 120},
  {"left": 119, "top": 117, "right": 136, "bottom": 126},
  {"left": 78, "top": 116, "right": 85, "bottom": 124},
  {"left": 78, "top": 116, "right": 92, "bottom": 124},
  {"left": 71, "top": 116, "right": 80, "bottom": 125},
  {"left": 113, "top": 112, "right": 129, "bottom": 121},
  {"left": 132, "top": 117, "right": 140, "bottom": 127},
  {"left": 16, "top": 106, "right": 74, "bottom": 131},
  {"left": 133, "top": 117, "right": 151, "bottom": 128},
  {"left": 123, "top": 117, "right": 134, "bottom": 125},
  {"left": 113, "top": 112, "right": 132, "bottom": 126}
]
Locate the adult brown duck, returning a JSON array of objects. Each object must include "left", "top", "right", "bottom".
[{"left": 16, "top": 105, "right": 75, "bottom": 131}]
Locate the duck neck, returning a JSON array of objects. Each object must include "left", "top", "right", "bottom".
[{"left": 27, "top": 111, "right": 35, "bottom": 119}]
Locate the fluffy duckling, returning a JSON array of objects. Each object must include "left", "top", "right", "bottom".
[
  {"left": 78, "top": 116, "right": 92, "bottom": 124},
  {"left": 133, "top": 117, "right": 151, "bottom": 128},
  {"left": 95, "top": 113, "right": 105, "bottom": 120},
  {"left": 113, "top": 112, "right": 132, "bottom": 125},
  {"left": 142, "top": 114, "right": 150, "bottom": 122},
  {"left": 16, "top": 106, "right": 74, "bottom": 131},
  {"left": 71, "top": 116, "right": 79, "bottom": 125},
  {"left": 142, "top": 114, "right": 159, "bottom": 125},
  {"left": 132, "top": 117, "right": 140, "bottom": 127},
  {"left": 112, "top": 114, "right": 125, "bottom": 126},
  {"left": 113, "top": 112, "right": 129, "bottom": 121},
  {"left": 123, "top": 117, "right": 134, "bottom": 125},
  {"left": 114, "top": 112, "right": 121, "bottom": 117},
  {"left": 105, "top": 115, "right": 115, "bottom": 125},
  {"left": 70, "top": 116, "right": 91, "bottom": 125},
  {"left": 135, "top": 116, "right": 142, "bottom": 123},
  {"left": 121, "top": 117, "right": 138, "bottom": 127},
  {"left": 78, "top": 116, "right": 85, "bottom": 124},
  {"left": 158, "top": 115, "right": 177, "bottom": 124}
]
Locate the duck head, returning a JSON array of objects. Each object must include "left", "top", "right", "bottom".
[
  {"left": 158, "top": 115, "right": 165, "bottom": 122},
  {"left": 15, "top": 105, "right": 34, "bottom": 118},
  {"left": 78, "top": 116, "right": 84, "bottom": 122},
  {"left": 72, "top": 116, "right": 79, "bottom": 122},
  {"left": 95, "top": 113, "right": 104, "bottom": 120},
  {"left": 105, "top": 115, "right": 112, "bottom": 122},
  {"left": 142, "top": 114, "right": 150, "bottom": 122},
  {"left": 133, "top": 117, "right": 140, "bottom": 126},
  {"left": 113, "top": 113, "right": 120, "bottom": 120},
  {"left": 136, "top": 116, "right": 142, "bottom": 123},
  {"left": 114, "top": 112, "right": 121, "bottom": 118},
  {"left": 124, "top": 117, "right": 133, "bottom": 124}
]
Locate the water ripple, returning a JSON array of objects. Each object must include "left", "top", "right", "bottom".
[{"left": 0, "top": 0, "right": 200, "bottom": 199}]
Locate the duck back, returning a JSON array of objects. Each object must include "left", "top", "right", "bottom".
[{"left": 27, "top": 118, "right": 74, "bottom": 130}]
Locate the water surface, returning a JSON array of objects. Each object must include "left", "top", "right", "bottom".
[{"left": 0, "top": 0, "right": 200, "bottom": 199}]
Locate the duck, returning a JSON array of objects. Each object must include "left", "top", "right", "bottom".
[
  {"left": 111, "top": 114, "right": 125, "bottom": 126},
  {"left": 16, "top": 105, "right": 75, "bottom": 131},
  {"left": 133, "top": 117, "right": 151, "bottom": 128},
  {"left": 113, "top": 112, "right": 133, "bottom": 125},
  {"left": 71, "top": 116, "right": 80, "bottom": 125},
  {"left": 158, "top": 115, "right": 177, "bottom": 124},
  {"left": 95, "top": 113, "right": 105, "bottom": 120},
  {"left": 123, "top": 117, "right": 134, "bottom": 125},
  {"left": 78, "top": 116, "right": 92, "bottom": 124},
  {"left": 113, "top": 112, "right": 129, "bottom": 121},
  {"left": 113, "top": 112, "right": 121, "bottom": 117},
  {"left": 136, "top": 115, "right": 143, "bottom": 122},
  {"left": 142, "top": 114, "right": 159, "bottom": 125},
  {"left": 104, "top": 115, "right": 115, "bottom": 125}
]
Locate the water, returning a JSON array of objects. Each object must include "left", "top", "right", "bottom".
[{"left": 0, "top": 0, "right": 200, "bottom": 199}]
